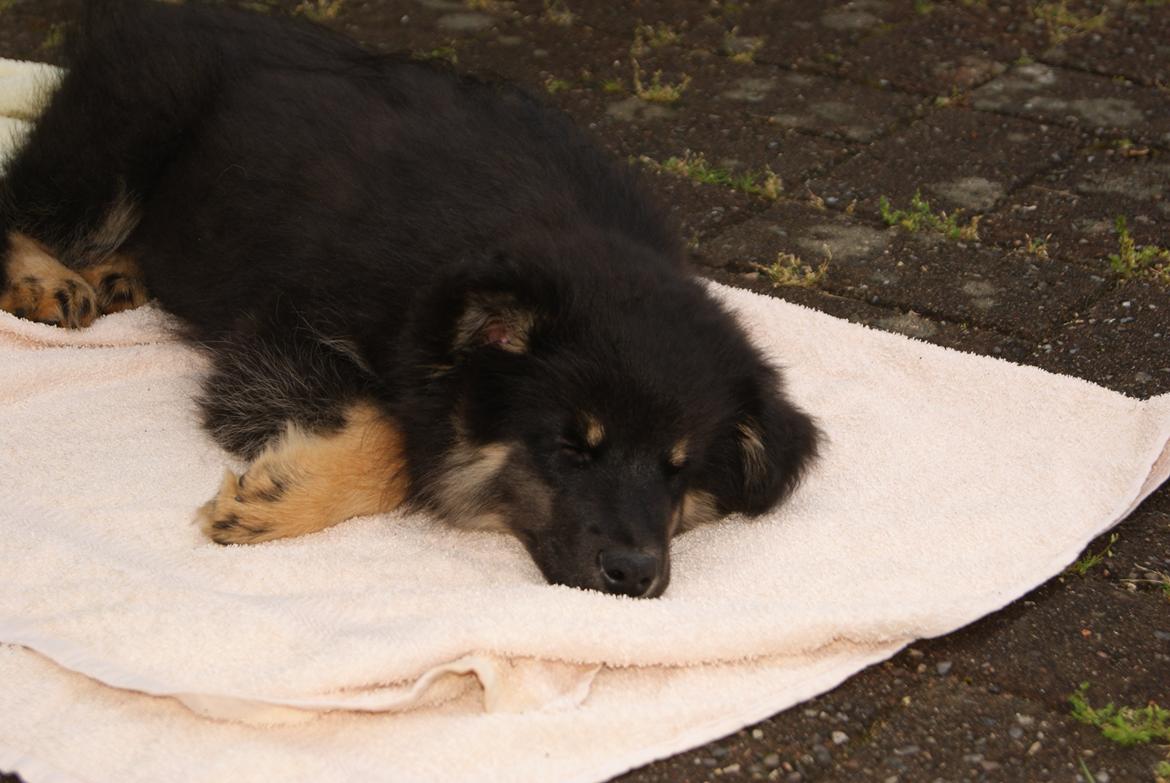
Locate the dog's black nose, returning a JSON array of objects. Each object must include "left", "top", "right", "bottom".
[{"left": 598, "top": 548, "right": 660, "bottom": 597}]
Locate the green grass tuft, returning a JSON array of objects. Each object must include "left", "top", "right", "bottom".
[
  {"left": 754, "top": 251, "right": 828, "bottom": 289},
  {"left": 631, "top": 22, "right": 681, "bottom": 55},
  {"left": 1070, "top": 683, "right": 1170, "bottom": 746},
  {"left": 1032, "top": 1, "right": 1108, "bottom": 44},
  {"left": 541, "top": 0, "right": 574, "bottom": 26},
  {"left": 878, "top": 190, "right": 980, "bottom": 241},
  {"left": 641, "top": 152, "right": 780, "bottom": 201},
  {"left": 294, "top": 0, "right": 343, "bottom": 21},
  {"left": 1066, "top": 532, "right": 1117, "bottom": 576},
  {"left": 412, "top": 44, "right": 458, "bottom": 65},
  {"left": 543, "top": 77, "right": 571, "bottom": 94},
  {"left": 632, "top": 60, "right": 691, "bottom": 104},
  {"left": 40, "top": 22, "right": 65, "bottom": 51},
  {"left": 1108, "top": 216, "right": 1170, "bottom": 282}
]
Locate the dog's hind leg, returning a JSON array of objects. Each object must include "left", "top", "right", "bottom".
[
  {"left": 0, "top": 233, "right": 99, "bottom": 328},
  {"left": 0, "top": 2, "right": 236, "bottom": 323},
  {"left": 76, "top": 252, "right": 150, "bottom": 315},
  {"left": 0, "top": 234, "right": 149, "bottom": 325},
  {"left": 197, "top": 401, "right": 409, "bottom": 545}
]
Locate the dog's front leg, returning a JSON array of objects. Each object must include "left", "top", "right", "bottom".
[{"left": 197, "top": 401, "right": 408, "bottom": 545}]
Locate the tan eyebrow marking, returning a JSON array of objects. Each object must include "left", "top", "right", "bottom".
[
  {"left": 582, "top": 413, "right": 605, "bottom": 448},
  {"left": 669, "top": 438, "right": 689, "bottom": 468}
]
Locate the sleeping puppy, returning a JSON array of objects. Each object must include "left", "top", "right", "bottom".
[{"left": 0, "top": 0, "right": 817, "bottom": 597}]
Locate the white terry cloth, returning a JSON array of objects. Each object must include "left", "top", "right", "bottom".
[
  {"left": 0, "top": 58, "right": 56, "bottom": 150},
  {"left": 2, "top": 56, "right": 1169, "bottom": 782}
]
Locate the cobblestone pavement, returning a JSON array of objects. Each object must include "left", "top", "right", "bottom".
[{"left": 2, "top": 1, "right": 1169, "bottom": 781}]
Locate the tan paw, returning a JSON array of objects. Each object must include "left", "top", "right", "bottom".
[
  {"left": 1, "top": 234, "right": 98, "bottom": 328},
  {"left": 78, "top": 252, "right": 149, "bottom": 315},
  {"left": 196, "top": 467, "right": 294, "bottom": 545},
  {"left": 198, "top": 405, "right": 408, "bottom": 547}
]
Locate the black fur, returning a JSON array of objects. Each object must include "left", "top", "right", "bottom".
[{"left": 0, "top": 0, "right": 818, "bottom": 597}]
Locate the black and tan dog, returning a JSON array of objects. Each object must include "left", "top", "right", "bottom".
[{"left": 0, "top": 1, "right": 817, "bottom": 597}]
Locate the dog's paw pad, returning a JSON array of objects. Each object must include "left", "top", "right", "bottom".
[
  {"left": 1, "top": 234, "right": 99, "bottom": 328},
  {"left": 79, "top": 254, "right": 150, "bottom": 315},
  {"left": 1, "top": 271, "right": 98, "bottom": 328},
  {"left": 197, "top": 470, "right": 277, "bottom": 545},
  {"left": 94, "top": 271, "right": 149, "bottom": 314}
]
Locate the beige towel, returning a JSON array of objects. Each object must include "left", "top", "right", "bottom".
[{"left": 2, "top": 58, "right": 1169, "bottom": 782}]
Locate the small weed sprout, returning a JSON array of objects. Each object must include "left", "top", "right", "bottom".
[
  {"left": 601, "top": 78, "right": 625, "bottom": 94},
  {"left": 465, "top": 0, "right": 513, "bottom": 11},
  {"left": 40, "top": 23, "right": 65, "bottom": 51},
  {"left": 294, "top": 0, "right": 343, "bottom": 21},
  {"left": 632, "top": 60, "right": 691, "bottom": 104},
  {"left": 544, "top": 77, "right": 571, "bottom": 94},
  {"left": 1066, "top": 532, "right": 1117, "bottom": 576},
  {"left": 1113, "top": 138, "right": 1151, "bottom": 158},
  {"left": 541, "top": 0, "right": 574, "bottom": 26},
  {"left": 879, "top": 191, "right": 980, "bottom": 241},
  {"left": 1023, "top": 233, "right": 1051, "bottom": 259},
  {"left": 756, "top": 169, "right": 782, "bottom": 201},
  {"left": 1032, "top": 1, "right": 1108, "bottom": 44},
  {"left": 934, "top": 87, "right": 970, "bottom": 108},
  {"left": 1108, "top": 216, "right": 1170, "bottom": 282},
  {"left": 643, "top": 152, "right": 780, "bottom": 201},
  {"left": 721, "top": 27, "right": 764, "bottom": 64},
  {"left": 412, "top": 44, "right": 458, "bottom": 65},
  {"left": 754, "top": 250, "right": 829, "bottom": 289},
  {"left": 1070, "top": 683, "right": 1170, "bottom": 745},
  {"left": 632, "top": 22, "right": 680, "bottom": 55}
]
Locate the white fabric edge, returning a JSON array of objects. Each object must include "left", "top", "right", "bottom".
[{"left": 0, "top": 641, "right": 906, "bottom": 783}]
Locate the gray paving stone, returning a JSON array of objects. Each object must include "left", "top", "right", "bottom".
[
  {"left": 980, "top": 148, "right": 1170, "bottom": 271},
  {"left": 972, "top": 63, "right": 1170, "bottom": 146},
  {"left": 702, "top": 201, "right": 1105, "bottom": 340},
  {"left": 1040, "top": 2, "right": 1170, "bottom": 88},
  {"left": 810, "top": 107, "right": 1083, "bottom": 217},
  {"left": 1036, "top": 279, "right": 1170, "bottom": 398}
]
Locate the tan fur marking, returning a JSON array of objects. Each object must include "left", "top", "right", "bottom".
[
  {"left": 0, "top": 232, "right": 98, "bottom": 328},
  {"left": 431, "top": 438, "right": 512, "bottom": 531},
  {"left": 583, "top": 413, "right": 605, "bottom": 448},
  {"left": 78, "top": 252, "right": 150, "bottom": 314},
  {"left": 197, "top": 402, "right": 409, "bottom": 544},
  {"left": 737, "top": 419, "right": 768, "bottom": 490},
  {"left": 676, "top": 489, "right": 720, "bottom": 533},
  {"left": 669, "top": 438, "right": 689, "bottom": 468}
]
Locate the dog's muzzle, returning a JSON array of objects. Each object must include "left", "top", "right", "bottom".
[{"left": 597, "top": 547, "right": 663, "bottom": 598}]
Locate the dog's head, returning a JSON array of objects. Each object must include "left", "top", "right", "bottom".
[{"left": 395, "top": 239, "right": 818, "bottom": 598}]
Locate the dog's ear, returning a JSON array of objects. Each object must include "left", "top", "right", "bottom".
[
  {"left": 404, "top": 252, "right": 556, "bottom": 365},
  {"left": 453, "top": 291, "right": 537, "bottom": 354},
  {"left": 700, "top": 365, "right": 819, "bottom": 517}
]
